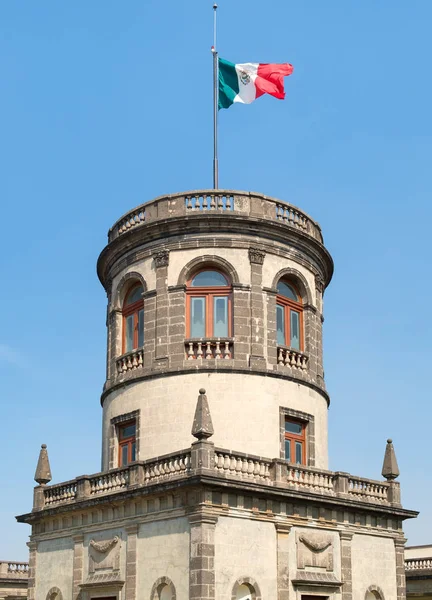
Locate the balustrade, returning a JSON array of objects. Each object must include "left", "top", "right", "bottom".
[
  {"left": 185, "top": 339, "right": 233, "bottom": 360},
  {"left": 0, "top": 561, "right": 29, "bottom": 577},
  {"left": 144, "top": 451, "right": 191, "bottom": 483},
  {"left": 286, "top": 464, "right": 335, "bottom": 494},
  {"left": 405, "top": 557, "right": 432, "bottom": 570},
  {"left": 277, "top": 347, "right": 308, "bottom": 370},
  {"left": 116, "top": 348, "right": 144, "bottom": 375},
  {"left": 90, "top": 468, "right": 129, "bottom": 495},
  {"left": 347, "top": 476, "right": 389, "bottom": 503},
  {"left": 44, "top": 481, "right": 77, "bottom": 506},
  {"left": 108, "top": 191, "right": 322, "bottom": 243},
  {"left": 214, "top": 450, "right": 271, "bottom": 482},
  {"left": 36, "top": 448, "right": 394, "bottom": 511},
  {"left": 185, "top": 193, "right": 234, "bottom": 212}
]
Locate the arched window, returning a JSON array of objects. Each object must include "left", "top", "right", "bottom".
[
  {"left": 186, "top": 270, "right": 232, "bottom": 338},
  {"left": 150, "top": 577, "right": 176, "bottom": 600},
  {"left": 123, "top": 284, "right": 144, "bottom": 353},
  {"left": 276, "top": 280, "right": 303, "bottom": 350},
  {"left": 365, "top": 588, "right": 384, "bottom": 600},
  {"left": 236, "top": 584, "right": 253, "bottom": 600}
]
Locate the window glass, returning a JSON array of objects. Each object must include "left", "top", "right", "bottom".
[
  {"left": 276, "top": 304, "right": 285, "bottom": 346},
  {"left": 121, "top": 444, "right": 128, "bottom": 466},
  {"left": 213, "top": 296, "right": 228, "bottom": 337},
  {"left": 120, "top": 423, "right": 136, "bottom": 439},
  {"left": 131, "top": 442, "right": 136, "bottom": 462},
  {"left": 285, "top": 439, "right": 291, "bottom": 462},
  {"left": 125, "top": 285, "right": 143, "bottom": 305},
  {"left": 191, "top": 270, "right": 228, "bottom": 287},
  {"left": 295, "top": 441, "right": 303, "bottom": 464},
  {"left": 290, "top": 310, "right": 300, "bottom": 350},
  {"left": 191, "top": 297, "right": 206, "bottom": 337},
  {"left": 125, "top": 315, "right": 134, "bottom": 352},
  {"left": 138, "top": 309, "right": 144, "bottom": 347},
  {"left": 277, "top": 281, "right": 298, "bottom": 301},
  {"left": 160, "top": 586, "right": 172, "bottom": 600},
  {"left": 236, "top": 584, "right": 253, "bottom": 600},
  {"left": 285, "top": 420, "right": 302, "bottom": 435}
]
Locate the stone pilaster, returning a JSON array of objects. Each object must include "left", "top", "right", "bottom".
[
  {"left": 72, "top": 534, "right": 84, "bottom": 600},
  {"left": 249, "top": 248, "right": 266, "bottom": 369},
  {"left": 189, "top": 509, "right": 218, "bottom": 600},
  {"left": 153, "top": 250, "right": 169, "bottom": 368},
  {"left": 26, "top": 541, "right": 37, "bottom": 600},
  {"left": 394, "top": 537, "right": 407, "bottom": 600},
  {"left": 125, "top": 524, "right": 139, "bottom": 600},
  {"left": 232, "top": 284, "right": 250, "bottom": 362},
  {"left": 264, "top": 287, "right": 277, "bottom": 366},
  {"left": 339, "top": 531, "right": 353, "bottom": 600},
  {"left": 107, "top": 308, "right": 122, "bottom": 381},
  {"left": 275, "top": 523, "right": 291, "bottom": 600},
  {"left": 167, "top": 284, "right": 187, "bottom": 366},
  {"left": 142, "top": 289, "right": 156, "bottom": 368}
]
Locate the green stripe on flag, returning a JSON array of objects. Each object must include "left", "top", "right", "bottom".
[{"left": 218, "top": 58, "right": 239, "bottom": 110}]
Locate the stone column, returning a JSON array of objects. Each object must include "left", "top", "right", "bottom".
[
  {"left": 249, "top": 248, "right": 266, "bottom": 369},
  {"left": 275, "top": 523, "right": 291, "bottom": 600},
  {"left": 72, "top": 534, "right": 84, "bottom": 600},
  {"left": 153, "top": 250, "right": 170, "bottom": 369},
  {"left": 189, "top": 509, "right": 218, "bottom": 600},
  {"left": 26, "top": 541, "right": 37, "bottom": 600},
  {"left": 125, "top": 524, "right": 139, "bottom": 600},
  {"left": 394, "top": 537, "right": 407, "bottom": 600},
  {"left": 339, "top": 531, "right": 353, "bottom": 600},
  {"left": 265, "top": 287, "right": 277, "bottom": 367},
  {"left": 143, "top": 289, "right": 156, "bottom": 367}
]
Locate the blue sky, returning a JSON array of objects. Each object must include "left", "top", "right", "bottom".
[{"left": 1, "top": 1, "right": 431, "bottom": 559}]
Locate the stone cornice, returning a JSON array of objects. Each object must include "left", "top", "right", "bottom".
[
  {"left": 100, "top": 363, "right": 330, "bottom": 407},
  {"left": 97, "top": 214, "right": 333, "bottom": 291}
]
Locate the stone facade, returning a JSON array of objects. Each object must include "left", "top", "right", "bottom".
[
  {"left": 405, "top": 546, "right": 432, "bottom": 599},
  {"left": 0, "top": 561, "right": 28, "bottom": 600},
  {"left": 17, "top": 190, "right": 418, "bottom": 600}
]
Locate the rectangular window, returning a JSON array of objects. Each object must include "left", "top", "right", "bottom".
[
  {"left": 284, "top": 418, "right": 306, "bottom": 465},
  {"left": 277, "top": 304, "right": 285, "bottom": 346},
  {"left": 191, "top": 297, "right": 206, "bottom": 337},
  {"left": 213, "top": 296, "right": 228, "bottom": 337},
  {"left": 290, "top": 310, "right": 300, "bottom": 350},
  {"left": 118, "top": 421, "right": 137, "bottom": 466}
]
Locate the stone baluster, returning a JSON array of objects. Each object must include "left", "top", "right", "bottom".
[
  {"left": 205, "top": 342, "right": 212, "bottom": 359},
  {"left": 215, "top": 340, "right": 221, "bottom": 359},
  {"left": 197, "top": 342, "right": 203, "bottom": 358},
  {"left": 223, "top": 341, "right": 230, "bottom": 359}
]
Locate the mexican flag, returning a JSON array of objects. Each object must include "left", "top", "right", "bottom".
[{"left": 218, "top": 57, "right": 294, "bottom": 110}]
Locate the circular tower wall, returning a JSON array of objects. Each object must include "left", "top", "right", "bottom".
[{"left": 97, "top": 190, "right": 333, "bottom": 471}]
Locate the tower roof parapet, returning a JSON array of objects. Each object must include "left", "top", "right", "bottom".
[{"left": 108, "top": 189, "right": 323, "bottom": 244}]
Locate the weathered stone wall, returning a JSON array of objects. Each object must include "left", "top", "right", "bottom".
[
  {"left": 136, "top": 517, "right": 189, "bottom": 599},
  {"left": 351, "top": 534, "right": 397, "bottom": 600},
  {"left": 101, "top": 372, "right": 329, "bottom": 470},
  {"left": 214, "top": 516, "right": 277, "bottom": 599},
  {"left": 34, "top": 537, "right": 73, "bottom": 600}
]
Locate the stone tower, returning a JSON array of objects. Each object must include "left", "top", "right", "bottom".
[{"left": 18, "top": 190, "right": 417, "bottom": 600}]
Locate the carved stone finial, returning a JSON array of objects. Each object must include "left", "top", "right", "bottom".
[
  {"left": 192, "top": 389, "right": 214, "bottom": 440},
  {"left": 315, "top": 275, "right": 324, "bottom": 294},
  {"left": 153, "top": 250, "right": 169, "bottom": 268},
  {"left": 34, "top": 444, "right": 52, "bottom": 485},
  {"left": 382, "top": 438, "right": 400, "bottom": 481},
  {"left": 248, "top": 247, "right": 266, "bottom": 265}
]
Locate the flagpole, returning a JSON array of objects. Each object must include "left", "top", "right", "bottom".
[{"left": 212, "top": 3, "right": 219, "bottom": 189}]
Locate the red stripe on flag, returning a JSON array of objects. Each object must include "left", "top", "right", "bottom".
[{"left": 255, "top": 63, "right": 294, "bottom": 100}]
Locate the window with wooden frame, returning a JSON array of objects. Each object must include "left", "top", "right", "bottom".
[
  {"left": 122, "top": 284, "right": 144, "bottom": 353},
  {"left": 118, "top": 420, "right": 136, "bottom": 466},
  {"left": 284, "top": 418, "right": 306, "bottom": 465},
  {"left": 276, "top": 280, "right": 303, "bottom": 350},
  {"left": 186, "top": 270, "right": 232, "bottom": 338}
]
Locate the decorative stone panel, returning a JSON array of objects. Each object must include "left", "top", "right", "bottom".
[
  {"left": 88, "top": 535, "right": 121, "bottom": 575},
  {"left": 296, "top": 531, "right": 334, "bottom": 571}
]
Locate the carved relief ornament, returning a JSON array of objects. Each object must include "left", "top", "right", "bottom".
[
  {"left": 296, "top": 532, "right": 334, "bottom": 571},
  {"left": 153, "top": 250, "right": 170, "bottom": 268},
  {"left": 248, "top": 247, "right": 266, "bottom": 265},
  {"left": 89, "top": 536, "right": 119, "bottom": 553}
]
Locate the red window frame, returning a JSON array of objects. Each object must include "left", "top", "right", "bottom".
[
  {"left": 118, "top": 421, "right": 136, "bottom": 466},
  {"left": 186, "top": 270, "right": 232, "bottom": 338},
  {"left": 276, "top": 281, "right": 304, "bottom": 350},
  {"left": 122, "top": 285, "right": 144, "bottom": 353},
  {"left": 284, "top": 418, "right": 306, "bottom": 465}
]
